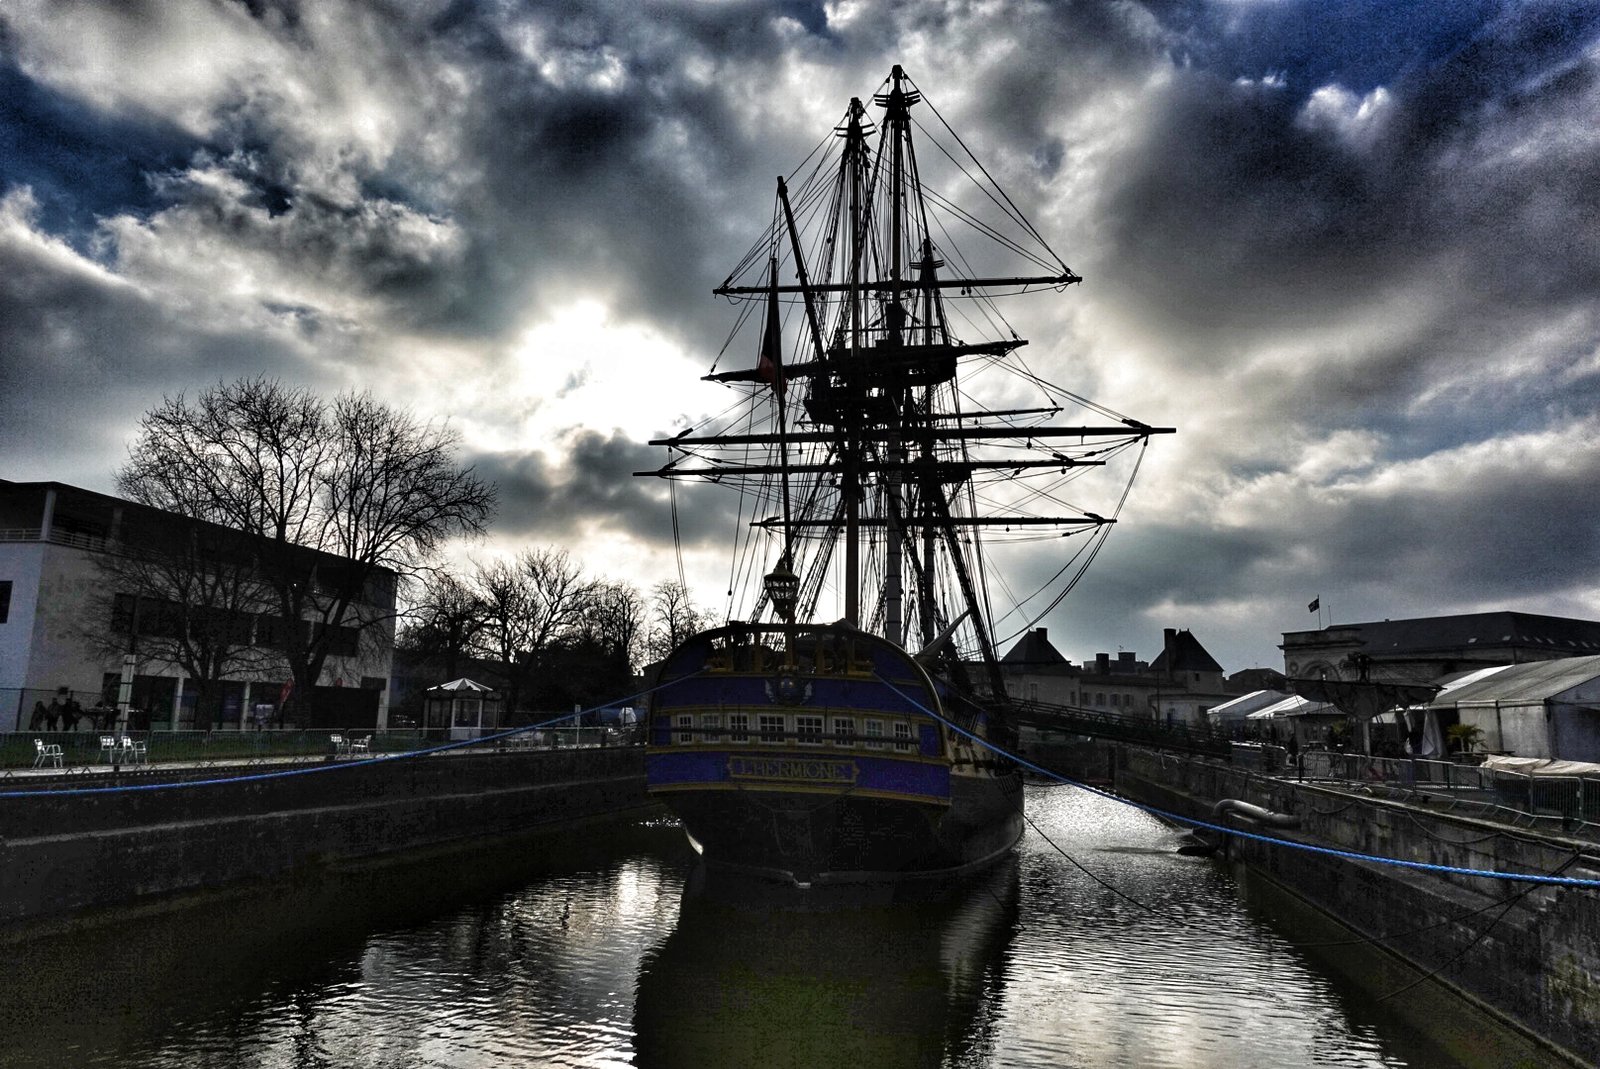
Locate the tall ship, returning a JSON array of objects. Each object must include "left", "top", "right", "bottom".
[{"left": 637, "top": 66, "right": 1171, "bottom": 886}]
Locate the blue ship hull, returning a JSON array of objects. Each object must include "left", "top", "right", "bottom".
[{"left": 646, "top": 623, "right": 1023, "bottom": 885}]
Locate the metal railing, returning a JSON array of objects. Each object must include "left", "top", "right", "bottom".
[
  {"left": 1012, "top": 699, "right": 1233, "bottom": 758},
  {"left": 1274, "top": 749, "right": 1600, "bottom": 833},
  {"left": 0, "top": 724, "right": 641, "bottom": 774},
  {"left": 0, "top": 527, "right": 113, "bottom": 551}
]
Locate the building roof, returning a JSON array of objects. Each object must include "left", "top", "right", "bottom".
[
  {"left": 1002, "top": 628, "right": 1068, "bottom": 666},
  {"left": 1290, "top": 611, "right": 1600, "bottom": 657},
  {"left": 0, "top": 479, "right": 397, "bottom": 585},
  {"left": 1425, "top": 654, "right": 1600, "bottom": 709},
  {"left": 1149, "top": 630, "right": 1223, "bottom": 674},
  {"left": 427, "top": 677, "right": 496, "bottom": 694},
  {"left": 1227, "top": 667, "right": 1288, "bottom": 693}
]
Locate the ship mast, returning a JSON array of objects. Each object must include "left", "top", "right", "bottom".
[
  {"left": 638, "top": 66, "right": 1175, "bottom": 700},
  {"left": 842, "top": 95, "right": 867, "bottom": 627}
]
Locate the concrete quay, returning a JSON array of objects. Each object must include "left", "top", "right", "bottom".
[
  {"left": 0, "top": 746, "right": 650, "bottom": 934},
  {"left": 1092, "top": 740, "right": 1600, "bottom": 1067}
]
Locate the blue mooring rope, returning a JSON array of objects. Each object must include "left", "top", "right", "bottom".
[{"left": 871, "top": 674, "right": 1600, "bottom": 891}]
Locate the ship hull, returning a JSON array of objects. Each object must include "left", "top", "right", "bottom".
[
  {"left": 646, "top": 623, "right": 1023, "bottom": 887},
  {"left": 654, "top": 770, "right": 1023, "bottom": 885}
]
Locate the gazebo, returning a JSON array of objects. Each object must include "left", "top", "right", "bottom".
[{"left": 422, "top": 678, "right": 502, "bottom": 741}]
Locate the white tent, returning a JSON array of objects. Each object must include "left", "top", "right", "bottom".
[{"left": 1208, "top": 689, "right": 1289, "bottom": 725}]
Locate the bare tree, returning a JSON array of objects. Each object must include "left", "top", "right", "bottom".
[
  {"left": 85, "top": 511, "right": 278, "bottom": 728},
  {"left": 471, "top": 556, "right": 531, "bottom": 708},
  {"left": 644, "top": 580, "right": 710, "bottom": 664},
  {"left": 515, "top": 547, "right": 597, "bottom": 657},
  {"left": 585, "top": 580, "right": 646, "bottom": 676},
  {"left": 119, "top": 377, "right": 496, "bottom": 723},
  {"left": 397, "top": 569, "right": 486, "bottom": 684},
  {"left": 468, "top": 548, "right": 596, "bottom": 714}
]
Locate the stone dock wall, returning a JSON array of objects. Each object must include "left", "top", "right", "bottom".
[
  {"left": 0, "top": 748, "right": 649, "bottom": 930},
  {"left": 1108, "top": 744, "right": 1600, "bottom": 1067}
]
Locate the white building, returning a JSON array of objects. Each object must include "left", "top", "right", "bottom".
[{"left": 1, "top": 480, "right": 394, "bottom": 732}]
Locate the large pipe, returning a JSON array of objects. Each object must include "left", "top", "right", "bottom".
[{"left": 1212, "top": 798, "right": 1301, "bottom": 829}]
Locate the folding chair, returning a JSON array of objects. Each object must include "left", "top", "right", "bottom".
[
  {"left": 99, "top": 736, "right": 117, "bottom": 764},
  {"left": 330, "top": 734, "right": 347, "bottom": 756},
  {"left": 349, "top": 736, "right": 371, "bottom": 756},
  {"left": 33, "top": 739, "right": 64, "bottom": 770},
  {"left": 120, "top": 735, "right": 148, "bottom": 766}
]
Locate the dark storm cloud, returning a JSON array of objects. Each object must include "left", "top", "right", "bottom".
[
  {"left": 431, "top": 0, "right": 830, "bottom": 340},
  {"left": 468, "top": 430, "right": 740, "bottom": 549},
  {"left": 1317, "top": 457, "right": 1600, "bottom": 600},
  {"left": 1101, "top": 1, "right": 1600, "bottom": 363},
  {"left": 0, "top": 204, "right": 330, "bottom": 484},
  {"left": 0, "top": 58, "right": 199, "bottom": 247},
  {"left": 3, "top": 0, "right": 1599, "bottom": 668}
]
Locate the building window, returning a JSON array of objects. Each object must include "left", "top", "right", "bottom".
[
  {"left": 1110, "top": 693, "right": 1120, "bottom": 707},
  {"left": 1027, "top": 682, "right": 1038, "bottom": 702},
  {"left": 893, "top": 721, "right": 913, "bottom": 753},
  {"left": 675, "top": 714, "right": 694, "bottom": 744},
  {"left": 1096, "top": 692, "right": 1106, "bottom": 707},
  {"left": 864, "top": 719, "right": 885, "bottom": 750},
  {"left": 700, "top": 713, "right": 722, "bottom": 743},
  {"left": 832, "top": 717, "right": 855, "bottom": 746},
  {"left": 758, "top": 713, "right": 785, "bottom": 744},
  {"left": 728, "top": 712, "right": 750, "bottom": 743},
  {"left": 796, "top": 716, "right": 823, "bottom": 745},
  {"left": 0, "top": 580, "right": 10, "bottom": 623}
]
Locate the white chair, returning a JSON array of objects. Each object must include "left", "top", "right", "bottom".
[
  {"left": 33, "top": 739, "right": 64, "bottom": 770},
  {"left": 330, "top": 734, "right": 347, "bottom": 756},
  {"left": 99, "top": 735, "right": 117, "bottom": 764},
  {"left": 120, "top": 735, "right": 148, "bottom": 766},
  {"left": 349, "top": 736, "right": 371, "bottom": 756}
]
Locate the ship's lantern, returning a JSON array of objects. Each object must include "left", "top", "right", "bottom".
[{"left": 765, "top": 558, "right": 799, "bottom": 621}]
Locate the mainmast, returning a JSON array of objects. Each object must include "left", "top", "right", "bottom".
[
  {"left": 881, "top": 65, "right": 913, "bottom": 649},
  {"left": 842, "top": 95, "right": 867, "bottom": 628}
]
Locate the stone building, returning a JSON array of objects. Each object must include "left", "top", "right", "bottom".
[
  {"left": 1280, "top": 612, "right": 1600, "bottom": 687},
  {"left": 998, "top": 626, "right": 1232, "bottom": 726}
]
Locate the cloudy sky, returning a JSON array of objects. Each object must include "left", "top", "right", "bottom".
[{"left": 3, "top": 0, "right": 1598, "bottom": 672}]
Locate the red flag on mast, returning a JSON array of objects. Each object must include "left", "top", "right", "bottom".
[{"left": 755, "top": 257, "right": 784, "bottom": 397}]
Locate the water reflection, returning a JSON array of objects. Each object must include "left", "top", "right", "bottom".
[
  {"left": 632, "top": 861, "right": 1019, "bottom": 1069},
  {"left": 0, "top": 789, "right": 1566, "bottom": 1068}
]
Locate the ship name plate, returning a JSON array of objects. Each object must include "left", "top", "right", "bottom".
[{"left": 726, "top": 754, "right": 859, "bottom": 785}]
